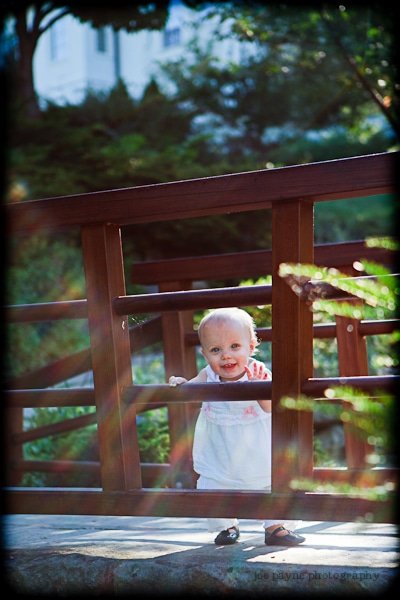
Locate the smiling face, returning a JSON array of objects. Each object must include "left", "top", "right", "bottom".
[{"left": 199, "top": 316, "right": 255, "bottom": 382}]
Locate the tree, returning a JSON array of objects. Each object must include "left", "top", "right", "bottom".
[
  {"left": 1, "top": 0, "right": 171, "bottom": 119},
  {"left": 164, "top": 1, "right": 399, "bottom": 162}
]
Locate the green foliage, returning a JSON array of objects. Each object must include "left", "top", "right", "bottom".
[
  {"left": 6, "top": 321, "right": 89, "bottom": 380},
  {"left": 6, "top": 233, "right": 89, "bottom": 379},
  {"left": 278, "top": 237, "right": 398, "bottom": 373},
  {"left": 21, "top": 360, "right": 171, "bottom": 487},
  {"left": 7, "top": 233, "right": 85, "bottom": 304},
  {"left": 290, "top": 477, "right": 395, "bottom": 501},
  {"left": 278, "top": 250, "right": 398, "bottom": 321},
  {"left": 278, "top": 237, "right": 398, "bottom": 497},
  {"left": 312, "top": 336, "right": 338, "bottom": 378},
  {"left": 7, "top": 9, "right": 397, "bottom": 258},
  {"left": 70, "top": 1, "right": 169, "bottom": 32},
  {"left": 281, "top": 388, "right": 394, "bottom": 457},
  {"left": 366, "top": 236, "right": 398, "bottom": 251},
  {"left": 7, "top": 77, "right": 246, "bottom": 201},
  {"left": 123, "top": 209, "right": 272, "bottom": 263},
  {"left": 313, "top": 436, "right": 338, "bottom": 468},
  {"left": 137, "top": 408, "right": 170, "bottom": 464},
  {"left": 160, "top": 4, "right": 398, "bottom": 167},
  {"left": 314, "top": 195, "right": 397, "bottom": 244},
  {"left": 132, "top": 348, "right": 166, "bottom": 383},
  {"left": 22, "top": 406, "right": 97, "bottom": 487}
]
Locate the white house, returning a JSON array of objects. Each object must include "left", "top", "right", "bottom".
[{"left": 32, "top": 1, "right": 251, "bottom": 106}]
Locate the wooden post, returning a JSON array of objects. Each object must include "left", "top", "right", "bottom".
[
  {"left": 272, "top": 200, "right": 314, "bottom": 490},
  {"left": 5, "top": 407, "right": 24, "bottom": 485},
  {"left": 336, "top": 307, "right": 374, "bottom": 467},
  {"left": 159, "top": 281, "right": 198, "bottom": 488},
  {"left": 81, "top": 224, "right": 141, "bottom": 491}
]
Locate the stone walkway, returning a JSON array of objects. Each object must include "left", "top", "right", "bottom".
[{"left": 3, "top": 515, "right": 399, "bottom": 596}]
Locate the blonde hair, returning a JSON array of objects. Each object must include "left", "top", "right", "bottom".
[{"left": 197, "top": 307, "right": 259, "bottom": 354}]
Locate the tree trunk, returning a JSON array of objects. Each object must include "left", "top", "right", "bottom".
[{"left": 14, "top": 9, "right": 41, "bottom": 120}]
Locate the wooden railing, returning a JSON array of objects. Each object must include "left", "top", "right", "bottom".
[{"left": 5, "top": 152, "right": 398, "bottom": 522}]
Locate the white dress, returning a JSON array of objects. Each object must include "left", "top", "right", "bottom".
[
  {"left": 193, "top": 362, "right": 299, "bottom": 533},
  {"left": 193, "top": 362, "right": 272, "bottom": 490}
]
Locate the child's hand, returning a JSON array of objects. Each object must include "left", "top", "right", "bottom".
[
  {"left": 245, "top": 360, "right": 271, "bottom": 381},
  {"left": 169, "top": 376, "right": 188, "bottom": 386},
  {"left": 246, "top": 361, "right": 272, "bottom": 413}
]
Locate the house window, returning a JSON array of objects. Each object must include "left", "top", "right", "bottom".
[
  {"left": 49, "top": 19, "right": 68, "bottom": 61},
  {"left": 96, "top": 27, "right": 107, "bottom": 53},
  {"left": 163, "top": 27, "right": 180, "bottom": 48}
]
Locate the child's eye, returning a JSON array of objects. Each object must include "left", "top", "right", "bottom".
[
  {"left": 210, "top": 347, "right": 220, "bottom": 353},
  {"left": 231, "top": 343, "right": 240, "bottom": 349}
]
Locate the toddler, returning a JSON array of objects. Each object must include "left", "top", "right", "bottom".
[{"left": 169, "top": 307, "right": 305, "bottom": 546}]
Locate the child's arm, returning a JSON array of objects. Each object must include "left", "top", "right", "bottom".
[
  {"left": 256, "top": 399, "right": 271, "bottom": 413},
  {"left": 169, "top": 368, "right": 208, "bottom": 386},
  {"left": 245, "top": 360, "right": 272, "bottom": 413}
]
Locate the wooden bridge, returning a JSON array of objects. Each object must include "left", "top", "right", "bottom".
[{"left": 5, "top": 152, "right": 398, "bottom": 524}]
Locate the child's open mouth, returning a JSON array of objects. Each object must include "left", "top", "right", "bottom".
[{"left": 221, "top": 363, "right": 237, "bottom": 371}]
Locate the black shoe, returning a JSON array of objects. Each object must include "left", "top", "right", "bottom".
[
  {"left": 214, "top": 526, "right": 240, "bottom": 545},
  {"left": 265, "top": 526, "right": 305, "bottom": 546}
]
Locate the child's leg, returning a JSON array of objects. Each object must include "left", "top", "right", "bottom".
[
  {"left": 196, "top": 475, "right": 239, "bottom": 532},
  {"left": 263, "top": 520, "right": 301, "bottom": 531},
  {"left": 206, "top": 517, "right": 239, "bottom": 533}
]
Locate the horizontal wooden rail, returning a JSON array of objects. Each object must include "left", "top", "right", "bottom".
[
  {"left": 7, "top": 375, "right": 396, "bottom": 446},
  {"left": 302, "top": 375, "right": 399, "bottom": 396},
  {"left": 7, "top": 153, "right": 395, "bottom": 234},
  {"left": 6, "top": 316, "right": 395, "bottom": 393},
  {"left": 12, "top": 412, "right": 97, "bottom": 444},
  {"left": 113, "top": 284, "right": 273, "bottom": 315},
  {"left": 16, "top": 460, "right": 167, "bottom": 475},
  {"left": 185, "top": 319, "right": 399, "bottom": 345},
  {"left": 5, "top": 487, "right": 395, "bottom": 522},
  {"left": 7, "top": 348, "right": 92, "bottom": 391},
  {"left": 15, "top": 403, "right": 163, "bottom": 439},
  {"left": 5, "top": 388, "right": 167, "bottom": 411},
  {"left": 17, "top": 460, "right": 99, "bottom": 474},
  {"left": 132, "top": 241, "right": 396, "bottom": 285},
  {"left": 116, "top": 274, "right": 396, "bottom": 316},
  {"left": 253, "top": 319, "right": 399, "bottom": 341},
  {"left": 7, "top": 316, "right": 162, "bottom": 390},
  {"left": 122, "top": 382, "right": 272, "bottom": 405},
  {"left": 358, "top": 319, "right": 399, "bottom": 336},
  {"left": 121, "top": 375, "right": 398, "bottom": 406},
  {"left": 6, "top": 300, "right": 87, "bottom": 323},
  {"left": 14, "top": 462, "right": 397, "bottom": 488},
  {"left": 312, "top": 467, "right": 398, "bottom": 486},
  {"left": 14, "top": 462, "right": 170, "bottom": 487},
  {"left": 6, "top": 388, "right": 96, "bottom": 408}
]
